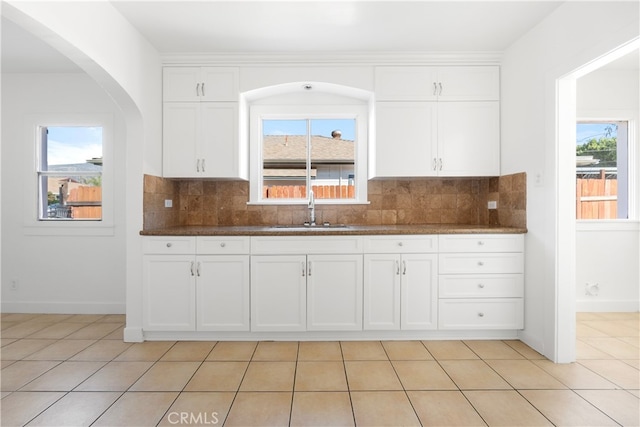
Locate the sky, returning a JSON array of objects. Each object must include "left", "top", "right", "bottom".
[
  {"left": 263, "top": 118, "right": 356, "bottom": 140},
  {"left": 576, "top": 122, "right": 617, "bottom": 145},
  {"left": 46, "top": 126, "right": 102, "bottom": 165}
]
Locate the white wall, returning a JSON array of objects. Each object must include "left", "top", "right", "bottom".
[
  {"left": 1, "top": 73, "right": 127, "bottom": 313},
  {"left": 501, "top": 1, "right": 639, "bottom": 361},
  {"left": 575, "top": 65, "right": 640, "bottom": 311}
]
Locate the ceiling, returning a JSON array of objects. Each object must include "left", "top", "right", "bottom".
[{"left": 1, "top": 1, "right": 637, "bottom": 73}]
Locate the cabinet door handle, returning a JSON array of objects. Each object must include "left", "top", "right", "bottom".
[
  {"left": 301, "top": 261, "right": 306, "bottom": 277},
  {"left": 190, "top": 262, "right": 195, "bottom": 276},
  {"left": 433, "top": 82, "right": 438, "bottom": 96},
  {"left": 196, "top": 159, "right": 201, "bottom": 172},
  {"left": 308, "top": 261, "right": 312, "bottom": 276},
  {"left": 432, "top": 158, "right": 437, "bottom": 171},
  {"left": 196, "top": 83, "right": 201, "bottom": 97},
  {"left": 196, "top": 262, "right": 201, "bottom": 277},
  {"left": 201, "top": 82, "right": 205, "bottom": 97},
  {"left": 438, "top": 82, "right": 443, "bottom": 96},
  {"left": 396, "top": 260, "right": 400, "bottom": 275},
  {"left": 402, "top": 260, "right": 407, "bottom": 275},
  {"left": 201, "top": 158, "right": 205, "bottom": 172},
  {"left": 438, "top": 158, "right": 443, "bottom": 170}
]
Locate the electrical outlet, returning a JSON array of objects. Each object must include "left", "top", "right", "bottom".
[
  {"left": 10, "top": 279, "right": 19, "bottom": 291},
  {"left": 487, "top": 201, "right": 498, "bottom": 210},
  {"left": 164, "top": 199, "right": 173, "bottom": 208}
]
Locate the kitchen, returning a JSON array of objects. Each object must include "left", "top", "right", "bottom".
[{"left": 1, "top": 1, "right": 638, "bottom": 425}]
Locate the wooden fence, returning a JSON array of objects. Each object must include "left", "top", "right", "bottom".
[
  {"left": 576, "top": 174, "right": 617, "bottom": 219},
  {"left": 264, "top": 184, "right": 355, "bottom": 199},
  {"left": 67, "top": 186, "right": 102, "bottom": 219}
]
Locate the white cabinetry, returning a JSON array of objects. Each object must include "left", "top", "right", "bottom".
[
  {"left": 162, "top": 67, "right": 244, "bottom": 179},
  {"left": 373, "top": 66, "right": 499, "bottom": 178},
  {"left": 142, "top": 236, "right": 250, "bottom": 332},
  {"left": 250, "top": 236, "right": 363, "bottom": 332},
  {"left": 438, "top": 234, "right": 524, "bottom": 330},
  {"left": 363, "top": 236, "right": 438, "bottom": 330}
]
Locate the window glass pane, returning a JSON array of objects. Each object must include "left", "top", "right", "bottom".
[
  {"left": 576, "top": 121, "right": 627, "bottom": 219},
  {"left": 40, "top": 126, "right": 103, "bottom": 220},
  {"left": 310, "top": 119, "right": 355, "bottom": 199},
  {"left": 262, "top": 119, "right": 308, "bottom": 199}
]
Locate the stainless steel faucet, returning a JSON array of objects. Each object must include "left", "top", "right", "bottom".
[{"left": 308, "top": 189, "right": 316, "bottom": 226}]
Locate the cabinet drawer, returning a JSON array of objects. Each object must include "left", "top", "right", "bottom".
[
  {"left": 439, "top": 253, "right": 523, "bottom": 274},
  {"left": 251, "top": 236, "right": 363, "bottom": 254},
  {"left": 363, "top": 235, "right": 438, "bottom": 253},
  {"left": 143, "top": 237, "right": 196, "bottom": 255},
  {"left": 439, "top": 234, "right": 524, "bottom": 253},
  {"left": 197, "top": 236, "right": 250, "bottom": 254},
  {"left": 439, "top": 299, "right": 523, "bottom": 329},
  {"left": 439, "top": 274, "right": 523, "bottom": 298}
]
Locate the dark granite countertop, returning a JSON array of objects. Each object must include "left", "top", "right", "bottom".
[{"left": 140, "top": 224, "right": 527, "bottom": 236}]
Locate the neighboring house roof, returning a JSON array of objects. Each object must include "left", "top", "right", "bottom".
[{"left": 263, "top": 135, "right": 354, "bottom": 164}]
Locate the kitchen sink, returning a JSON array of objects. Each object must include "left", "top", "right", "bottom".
[{"left": 269, "top": 223, "right": 350, "bottom": 230}]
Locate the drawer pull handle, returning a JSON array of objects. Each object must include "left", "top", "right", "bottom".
[
  {"left": 398, "top": 242, "right": 403, "bottom": 247},
  {"left": 478, "top": 283, "right": 485, "bottom": 289},
  {"left": 166, "top": 243, "right": 172, "bottom": 248},
  {"left": 478, "top": 241, "right": 485, "bottom": 246},
  {"left": 478, "top": 261, "right": 484, "bottom": 266},
  {"left": 478, "top": 312, "right": 485, "bottom": 317},
  {"left": 220, "top": 242, "right": 226, "bottom": 248}
]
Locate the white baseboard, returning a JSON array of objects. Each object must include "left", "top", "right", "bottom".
[
  {"left": 124, "top": 327, "right": 144, "bottom": 342},
  {"left": 576, "top": 299, "right": 640, "bottom": 312},
  {"left": 1, "top": 301, "right": 125, "bottom": 314}
]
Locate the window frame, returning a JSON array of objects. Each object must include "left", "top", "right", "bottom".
[
  {"left": 249, "top": 104, "right": 369, "bottom": 205},
  {"left": 575, "top": 116, "right": 637, "bottom": 222},
  {"left": 23, "top": 113, "right": 114, "bottom": 236}
]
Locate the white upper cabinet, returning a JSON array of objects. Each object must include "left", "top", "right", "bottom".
[
  {"left": 375, "top": 66, "right": 499, "bottom": 101},
  {"left": 163, "top": 67, "right": 239, "bottom": 102},
  {"left": 373, "top": 65, "right": 500, "bottom": 178}
]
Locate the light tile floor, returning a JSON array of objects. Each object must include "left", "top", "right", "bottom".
[{"left": 1, "top": 312, "right": 638, "bottom": 426}]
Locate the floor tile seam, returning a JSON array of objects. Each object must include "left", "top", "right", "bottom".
[
  {"left": 287, "top": 342, "right": 301, "bottom": 427},
  {"left": 338, "top": 341, "right": 358, "bottom": 427},
  {"left": 575, "top": 359, "right": 638, "bottom": 389},
  {"left": 66, "top": 338, "right": 121, "bottom": 362},
  {"left": 529, "top": 360, "right": 618, "bottom": 391},
  {"left": 14, "top": 388, "right": 73, "bottom": 426},
  {"left": 221, "top": 343, "right": 259, "bottom": 426},
  {"left": 7, "top": 360, "right": 65, "bottom": 393}
]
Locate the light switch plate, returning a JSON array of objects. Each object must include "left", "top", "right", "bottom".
[
  {"left": 487, "top": 201, "right": 498, "bottom": 210},
  {"left": 164, "top": 199, "right": 173, "bottom": 208}
]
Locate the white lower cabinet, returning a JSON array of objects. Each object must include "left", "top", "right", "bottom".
[
  {"left": 363, "top": 236, "right": 438, "bottom": 330},
  {"left": 438, "top": 234, "right": 524, "bottom": 330},
  {"left": 250, "top": 253, "right": 363, "bottom": 332},
  {"left": 142, "top": 236, "right": 250, "bottom": 332}
]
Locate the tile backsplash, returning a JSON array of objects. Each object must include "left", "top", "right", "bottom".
[{"left": 143, "top": 173, "right": 526, "bottom": 230}]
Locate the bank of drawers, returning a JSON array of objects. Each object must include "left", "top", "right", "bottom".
[{"left": 438, "top": 234, "right": 524, "bottom": 330}]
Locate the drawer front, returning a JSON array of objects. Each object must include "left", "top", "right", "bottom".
[
  {"left": 439, "top": 274, "right": 524, "bottom": 298},
  {"left": 439, "top": 234, "right": 524, "bottom": 253},
  {"left": 143, "top": 237, "right": 196, "bottom": 255},
  {"left": 439, "top": 299, "right": 523, "bottom": 329},
  {"left": 197, "top": 236, "right": 250, "bottom": 254},
  {"left": 363, "top": 235, "right": 438, "bottom": 253},
  {"left": 439, "top": 253, "right": 523, "bottom": 274},
  {"left": 251, "top": 236, "right": 363, "bottom": 254}
]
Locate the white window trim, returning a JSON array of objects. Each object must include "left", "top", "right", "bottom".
[
  {"left": 249, "top": 104, "right": 369, "bottom": 205},
  {"left": 23, "top": 113, "right": 114, "bottom": 236},
  {"left": 576, "top": 113, "right": 638, "bottom": 222}
]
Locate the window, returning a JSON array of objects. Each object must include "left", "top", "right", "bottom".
[
  {"left": 250, "top": 105, "right": 368, "bottom": 204},
  {"left": 576, "top": 121, "right": 628, "bottom": 219},
  {"left": 38, "top": 126, "right": 103, "bottom": 221}
]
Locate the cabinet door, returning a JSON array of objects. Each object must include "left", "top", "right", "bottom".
[
  {"left": 251, "top": 255, "right": 307, "bottom": 331},
  {"left": 375, "top": 66, "right": 438, "bottom": 101},
  {"left": 374, "top": 102, "right": 437, "bottom": 178},
  {"left": 143, "top": 255, "right": 196, "bottom": 331},
  {"left": 201, "top": 67, "right": 239, "bottom": 102},
  {"left": 197, "top": 255, "right": 250, "bottom": 331},
  {"left": 363, "top": 254, "right": 401, "bottom": 330},
  {"left": 201, "top": 103, "right": 240, "bottom": 178},
  {"left": 163, "top": 103, "right": 200, "bottom": 177},
  {"left": 307, "top": 255, "right": 363, "bottom": 331},
  {"left": 437, "top": 66, "right": 499, "bottom": 101},
  {"left": 163, "top": 67, "right": 201, "bottom": 102},
  {"left": 401, "top": 254, "right": 438, "bottom": 330},
  {"left": 437, "top": 101, "right": 500, "bottom": 177}
]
